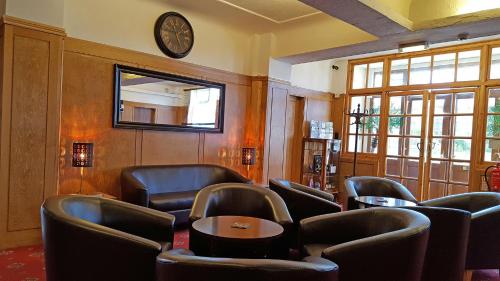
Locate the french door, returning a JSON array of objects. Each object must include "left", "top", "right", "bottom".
[{"left": 383, "top": 89, "right": 477, "bottom": 200}]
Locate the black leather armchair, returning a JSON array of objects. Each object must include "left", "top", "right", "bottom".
[
  {"left": 404, "top": 206, "right": 471, "bottom": 281},
  {"left": 121, "top": 164, "right": 251, "bottom": 226},
  {"left": 300, "top": 208, "right": 430, "bottom": 281},
  {"left": 189, "top": 183, "right": 293, "bottom": 257},
  {"left": 420, "top": 192, "right": 500, "bottom": 270},
  {"left": 156, "top": 248, "right": 339, "bottom": 281},
  {"left": 344, "top": 176, "right": 418, "bottom": 210},
  {"left": 41, "top": 195, "right": 175, "bottom": 281}
]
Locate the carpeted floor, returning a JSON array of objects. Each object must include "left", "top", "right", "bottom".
[{"left": 0, "top": 229, "right": 498, "bottom": 281}]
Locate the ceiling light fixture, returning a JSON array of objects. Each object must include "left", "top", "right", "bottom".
[{"left": 398, "top": 41, "right": 429, "bottom": 53}]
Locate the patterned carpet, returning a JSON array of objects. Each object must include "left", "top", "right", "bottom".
[{"left": 0, "top": 229, "right": 498, "bottom": 281}]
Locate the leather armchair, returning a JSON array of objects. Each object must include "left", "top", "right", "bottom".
[
  {"left": 420, "top": 192, "right": 500, "bottom": 270},
  {"left": 41, "top": 195, "right": 175, "bottom": 281},
  {"left": 300, "top": 208, "right": 430, "bottom": 281},
  {"left": 344, "top": 176, "right": 417, "bottom": 210},
  {"left": 404, "top": 206, "right": 471, "bottom": 281},
  {"left": 156, "top": 248, "right": 339, "bottom": 281},
  {"left": 121, "top": 164, "right": 251, "bottom": 226},
  {"left": 189, "top": 183, "right": 293, "bottom": 257}
]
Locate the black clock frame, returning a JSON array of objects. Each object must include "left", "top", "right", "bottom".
[{"left": 154, "top": 11, "right": 194, "bottom": 59}]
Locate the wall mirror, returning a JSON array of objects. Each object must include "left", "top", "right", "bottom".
[{"left": 114, "top": 64, "right": 225, "bottom": 133}]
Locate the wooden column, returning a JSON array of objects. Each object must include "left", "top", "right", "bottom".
[{"left": 0, "top": 17, "right": 65, "bottom": 249}]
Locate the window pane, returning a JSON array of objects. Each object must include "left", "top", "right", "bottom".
[
  {"left": 410, "top": 56, "right": 431, "bottom": 85},
  {"left": 350, "top": 96, "right": 364, "bottom": 112},
  {"left": 484, "top": 139, "right": 500, "bottom": 162},
  {"left": 486, "top": 115, "right": 500, "bottom": 137},
  {"left": 404, "top": 137, "right": 421, "bottom": 157},
  {"left": 389, "top": 96, "right": 403, "bottom": 115},
  {"left": 432, "top": 53, "right": 456, "bottom": 83},
  {"left": 430, "top": 160, "right": 447, "bottom": 180},
  {"left": 405, "top": 117, "right": 422, "bottom": 136},
  {"left": 488, "top": 88, "right": 500, "bottom": 113},
  {"left": 402, "top": 159, "right": 419, "bottom": 178},
  {"left": 368, "top": 62, "right": 384, "bottom": 88},
  {"left": 363, "top": 135, "right": 378, "bottom": 153},
  {"left": 390, "top": 59, "right": 408, "bottom": 86},
  {"left": 455, "top": 92, "right": 474, "bottom": 113},
  {"left": 386, "top": 157, "right": 402, "bottom": 176},
  {"left": 388, "top": 117, "right": 403, "bottom": 135},
  {"left": 490, "top": 47, "right": 500, "bottom": 79},
  {"left": 387, "top": 137, "right": 402, "bottom": 155},
  {"left": 407, "top": 95, "right": 423, "bottom": 114},
  {"left": 352, "top": 64, "right": 367, "bottom": 89},
  {"left": 433, "top": 116, "right": 452, "bottom": 136},
  {"left": 457, "top": 50, "right": 480, "bottom": 81},
  {"left": 454, "top": 116, "right": 473, "bottom": 137},
  {"left": 363, "top": 116, "right": 379, "bottom": 134},
  {"left": 432, "top": 138, "right": 450, "bottom": 158},
  {"left": 452, "top": 139, "right": 471, "bottom": 160},
  {"left": 434, "top": 94, "right": 453, "bottom": 114},
  {"left": 366, "top": 95, "right": 381, "bottom": 114},
  {"left": 428, "top": 182, "right": 447, "bottom": 199},
  {"left": 348, "top": 135, "right": 362, "bottom": 152},
  {"left": 450, "top": 162, "right": 470, "bottom": 184}
]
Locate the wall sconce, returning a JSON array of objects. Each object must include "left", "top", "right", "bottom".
[
  {"left": 72, "top": 143, "right": 93, "bottom": 167},
  {"left": 242, "top": 147, "right": 256, "bottom": 178}
]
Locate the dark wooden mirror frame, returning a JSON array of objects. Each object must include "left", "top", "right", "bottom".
[{"left": 113, "top": 64, "right": 225, "bottom": 133}]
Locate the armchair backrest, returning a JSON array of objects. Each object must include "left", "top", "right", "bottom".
[
  {"left": 156, "top": 248, "right": 339, "bottom": 281},
  {"left": 345, "top": 176, "right": 417, "bottom": 210}
]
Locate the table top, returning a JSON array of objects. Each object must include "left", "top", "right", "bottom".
[
  {"left": 356, "top": 196, "right": 417, "bottom": 207},
  {"left": 192, "top": 216, "right": 284, "bottom": 240}
]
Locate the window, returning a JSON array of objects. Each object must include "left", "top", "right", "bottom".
[
  {"left": 347, "top": 95, "right": 381, "bottom": 153},
  {"left": 390, "top": 59, "right": 409, "bottom": 86},
  {"left": 410, "top": 56, "right": 432, "bottom": 85},
  {"left": 485, "top": 88, "right": 500, "bottom": 162},
  {"left": 351, "top": 62, "right": 384, "bottom": 89},
  {"left": 491, "top": 47, "right": 500, "bottom": 79},
  {"left": 432, "top": 53, "right": 456, "bottom": 83},
  {"left": 457, "top": 50, "right": 481, "bottom": 81}
]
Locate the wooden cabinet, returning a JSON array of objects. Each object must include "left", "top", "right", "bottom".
[{"left": 300, "top": 138, "right": 341, "bottom": 195}]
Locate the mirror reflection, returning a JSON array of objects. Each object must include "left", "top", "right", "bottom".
[{"left": 114, "top": 65, "right": 225, "bottom": 133}]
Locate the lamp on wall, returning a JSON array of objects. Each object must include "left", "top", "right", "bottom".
[
  {"left": 241, "top": 147, "right": 256, "bottom": 178},
  {"left": 72, "top": 143, "right": 93, "bottom": 194}
]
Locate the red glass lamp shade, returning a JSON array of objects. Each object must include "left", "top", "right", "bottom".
[
  {"left": 242, "top": 147, "right": 256, "bottom": 166},
  {"left": 72, "top": 143, "right": 93, "bottom": 167}
]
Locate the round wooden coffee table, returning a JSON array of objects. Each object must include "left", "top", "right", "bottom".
[
  {"left": 191, "top": 216, "right": 284, "bottom": 258},
  {"left": 356, "top": 196, "right": 417, "bottom": 208}
]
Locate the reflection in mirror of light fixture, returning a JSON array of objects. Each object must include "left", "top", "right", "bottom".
[{"left": 398, "top": 42, "right": 429, "bottom": 53}]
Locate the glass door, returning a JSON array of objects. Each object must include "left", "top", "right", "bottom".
[
  {"left": 424, "top": 90, "right": 476, "bottom": 199},
  {"left": 384, "top": 92, "right": 428, "bottom": 198}
]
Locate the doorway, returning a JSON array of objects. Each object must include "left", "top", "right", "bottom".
[{"left": 284, "top": 95, "right": 305, "bottom": 182}]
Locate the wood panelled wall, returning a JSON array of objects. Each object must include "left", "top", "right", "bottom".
[
  {"left": 0, "top": 18, "right": 64, "bottom": 248},
  {"left": 0, "top": 17, "right": 337, "bottom": 249}
]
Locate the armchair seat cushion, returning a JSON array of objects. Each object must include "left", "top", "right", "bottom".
[
  {"left": 150, "top": 191, "right": 197, "bottom": 212},
  {"left": 304, "top": 243, "right": 333, "bottom": 257}
]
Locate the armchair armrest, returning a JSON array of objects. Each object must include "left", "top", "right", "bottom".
[
  {"left": 102, "top": 200, "right": 175, "bottom": 244},
  {"left": 224, "top": 168, "right": 253, "bottom": 184},
  {"left": 121, "top": 169, "right": 149, "bottom": 206}
]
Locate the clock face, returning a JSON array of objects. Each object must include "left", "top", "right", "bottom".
[{"left": 154, "top": 12, "right": 194, "bottom": 59}]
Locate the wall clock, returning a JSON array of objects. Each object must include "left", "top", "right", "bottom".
[{"left": 154, "top": 12, "right": 194, "bottom": 59}]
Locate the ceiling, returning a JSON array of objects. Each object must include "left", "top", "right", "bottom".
[{"left": 217, "top": 0, "right": 320, "bottom": 23}]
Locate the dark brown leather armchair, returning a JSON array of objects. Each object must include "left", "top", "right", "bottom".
[
  {"left": 344, "top": 176, "right": 417, "bottom": 210},
  {"left": 189, "top": 183, "right": 293, "bottom": 257},
  {"left": 121, "top": 164, "right": 251, "bottom": 226},
  {"left": 420, "top": 192, "right": 500, "bottom": 271},
  {"left": 300, "top": 208, "right": 430, "bottom": 281},
  {"left": 41, "top": 195, "right": 175, "bottom": 281},
  {"left": 404, "top": 206, "right": 471, "bottom": 281},
  {"left": 156, "top": 248, "right": 339, "bottom": 281}
]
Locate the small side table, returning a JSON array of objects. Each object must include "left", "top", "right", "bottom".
[{"left": 356, "top": 196, "right": 417, "bottom": 208}]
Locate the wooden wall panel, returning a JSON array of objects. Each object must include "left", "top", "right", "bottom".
[
  {"left": 0, "top": 22, "right": 64, "bottom": 249},
  {"left": 141, "top": 131, "right": 200, "bottom": 165},
  {"left": 266, "top": 87, "right": 288, "bottom": 180}
]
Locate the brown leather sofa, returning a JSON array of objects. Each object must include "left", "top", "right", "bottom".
[
  {"left": 300, "top": 207, "right": 430, "bottom": 281},
  {"left": 269, "top": 178, "right": 341, "bottom": 247},
  {"left": 156, "top": 248, "right": 339, "bottom": 281},
  {"left": 420, "top": 192, "right": 500, "bottom": 271},
  {"left": 41, "top": 195, "right": 175, "bottom": 281},
  {"left": 404, "top": 206, "right": 471, "bottom": 281},
  {"left": 189, "top": 183, "right": 293, "bottom": 257},
  {"left": 121, "top": 164, "right": 251, "bottom": 226},
  {"left": 344, "top": 176, "right": 418, "bottom": 210}
]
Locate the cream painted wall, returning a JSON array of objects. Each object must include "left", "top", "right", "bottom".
[
  {"left": 272, "top": 14, "right": 377, "bottom": 58},
  {"left": 290, "top": 59, "right": 347, "bottom": 94},
  {"left": 268, "top": 58, "right": 291, "bottom": 82},
  {"left": 6, "top": 0, "right": 64, "bottom": 27},
  {"left": 409, "top": 0, "right": 500, "bottom": 22},
  {"left": 63, "top": 0, "right": 253, "bottom": 75}
]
